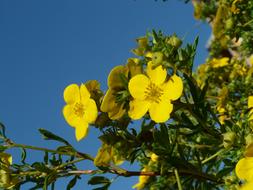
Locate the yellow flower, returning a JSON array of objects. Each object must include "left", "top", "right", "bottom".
[
  {"left": 248, "top": 96, "right": 253, "bottom": 121},
  {"left": 210, "top": 57, "right": 229, "bottom": 68},
  {"left": 132, "top": 167, "right": 150, "bottom": 190},
  {"left": 63, "top": 84, "right": 98, "bottom": 141},
  {"left": 128, "top": 62, "right": 183, "bottom": 123}
]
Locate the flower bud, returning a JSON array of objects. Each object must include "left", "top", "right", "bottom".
[
  {"left": 225, "top": 18, "right": 233, "bottom": 30},
  {"left": 246, "top": 134, "right": 253, "bottom": 147},
  {"left": 152, "top": 52, "right": 163, "bottom": 65},
  {"left": 166, "top": 35, "right": 182, "bottom": 48},
  {"left": 223, "top": 132, "right": 236, "bottom": 149}
]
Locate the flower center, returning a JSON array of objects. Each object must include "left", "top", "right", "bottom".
[
  {"left": 144, "top": 82, "right": 163, "bottom": 103},
  {"left": 74, "top": 102, "right": 85, "bottom": 117}
]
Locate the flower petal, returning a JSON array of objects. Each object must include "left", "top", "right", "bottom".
[
  {"left": 100, "top": 89, "right": 125, "bottom": 120},
  {"left": 245, "top": 143, "right": 253, "bottom": 157},
  {"left": 127, "top": 58, "right": 142, "bottom": 77},
  {"left": 249, "top": 110, "right": 253, "bottom": 121},
  {"left": 63, "top": 84, "right": 80, "bottom": 104},
  {"left": 128, "top": 99, "right": 150, "bottom": 120},
  {"left": 165, "top": 74, "right": 183, "bottom": 101},
  {"left": 83, "top": 99, "right": 98, "bottom": 123},
  {"left": 248, "top": 96, "right": 253, "bottom": 108},
  {"left": 236, "top": 157, "right": 253, "bottom": 181},
  {"left": 146, "top": 62, "right": 167, "bottom": 85},
  {"left": 63, "top": 105, "right": 81, "bottom": 128},
  {"left": 80, "top": 84, "right": 90, "bottom": 104},
  {"left": 108, "top": 65, "right": 127, "bottom": 89},
  {"left": 101, "top": 89, "right": 117, "bottom": 112},
  {"left": 128, "top": 74, "right": 149, "bottom": 100},
  {"left": 149, "top": 99, "right": 173, "bottom": 123},
  {"left": 75, "top": 122, "right": 89, "bottom": 141},
  {"left": 239, "top": 181, "right": 253, "bottom": 190},
  {"left": 211, "top": 57, "right": 229, "bottom": 68}
]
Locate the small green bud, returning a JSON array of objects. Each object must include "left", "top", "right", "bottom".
[
  {"left": 223, "top": 132, "right": 236, "bottom": 149},
  {"left": 225, "top": 18, "right": 233, "bottom": 30},
  {"left": 245, "top": 134, "right": 253, "bottom": 147},
  {"left": 166, "top": 35, "right": 182, "bottom": 48},
  {"left": 152, "top": 52, "right": 163, "bottom": 65}
]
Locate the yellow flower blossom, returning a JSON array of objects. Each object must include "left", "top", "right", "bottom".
[
  {"left": 210, "top": 57, "right": 229, "bottom": 68},
  {"left": 248, "top": 96, "right": 253, "bottom": 121},
  {"left": 101, "top": 61, "right": 141, "bottom": 120},
  {"left": 132, "top": 167, "right": 150, "bottom": 190},
  {"left": 63, "top": 84, "right": 98, "bottom": 141},
  {"left": 128, "top": 62, "right": 183, "bottom": 123}
]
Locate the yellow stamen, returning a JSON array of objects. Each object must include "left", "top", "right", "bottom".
[
  {"left": 74, "top": 103, "right": 85, "bottom": 117},
  {"left": 145, "top": 82, "right": 163, "bottom": 103}
]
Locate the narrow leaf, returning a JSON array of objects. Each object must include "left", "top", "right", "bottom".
[{"left": 39, "top": 128, "right": 70, "bottom": 145}]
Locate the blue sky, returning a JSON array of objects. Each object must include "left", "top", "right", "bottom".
[{"left": 0, "top": 0, "right": 210, "bottom": 189}]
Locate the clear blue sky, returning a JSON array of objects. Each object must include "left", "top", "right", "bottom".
[{"left": 0, "top": 0, "right": 210, "bottom": 189}]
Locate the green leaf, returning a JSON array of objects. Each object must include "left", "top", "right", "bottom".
[
  {"left": 0, "top": 122, "right": 6, "bottom": 138},
  {"left": 21, "top": 148, "right": 26, "bottom": 164},
  {"left": 38, "top": 128, "right": 70, "bottom": 145},
  {"left": 216, "top": 166, "right": 234, "bottom": 178},
  {"left": 152, "top": 30, "right": 159, "bottom": 44},
  {"left": 44, "top": 152, "right": 49, "bottom": 165},
  {"left": 67, "top": 176, "right": 78, "bottom": 190},
  {"left": 183, "top": 73, "right": 200, "bottom": 104},
  {"left": 88, "top": 176, "right": 111, "bottom": 185},
  {"left": 92, "top": 184, "right": 110, "bottom": 190},
  {"left": 199, "top": 79, "right": 209, "bottom": 101}
]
